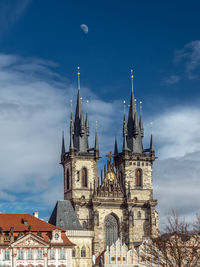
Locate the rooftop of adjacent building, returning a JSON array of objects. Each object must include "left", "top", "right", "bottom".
[{"left": 0, "top": 213, "right": 74, "bottom": 246}]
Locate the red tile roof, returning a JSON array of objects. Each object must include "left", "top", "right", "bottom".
[{"left": 0, "top": 213, "right": 74, "bottom": 246}]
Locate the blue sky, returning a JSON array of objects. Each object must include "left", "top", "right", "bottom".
[{"left": 0, "top": 0, "right": 200, "bottom": 228}]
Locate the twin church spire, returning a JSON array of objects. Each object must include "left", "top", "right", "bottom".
[
  {"left": 61, "top": 68, "right": 154, "bottom": 161},
  {"left": 61, "top": 67, "right": 99, "bottom": 161}
]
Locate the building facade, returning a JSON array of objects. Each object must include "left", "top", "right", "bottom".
[
  {"left": 0, "top": 213, "right": 74, "bottom": 267},
  {"left": 60, "top": 69, "right": 158, "bottom": 257}
]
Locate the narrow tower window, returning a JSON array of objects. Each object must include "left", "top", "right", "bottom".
[
  {"left": 66, "top": 169, "right": 70, "bottom": 190},
  {"left": 81, "top": 246, "right": 86, "bottom": 257},
  {"left": 82, "top": 168, "right": 88, "bottom": 187},
  {"left": 136, "top": 169, "right": 142, "bottom": 187}
]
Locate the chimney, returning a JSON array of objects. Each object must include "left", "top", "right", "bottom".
[{"left": 33, "top": 212, "right": 38, "bottom": 218}]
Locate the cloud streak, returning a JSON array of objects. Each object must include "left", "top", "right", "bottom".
[
  {"left": 0, "top": 0, "right": 32, "bottom": 34},
  {"left": 175, "top": 40, "right": 200, "bottom": 79},
  {"left": 162, "top": 75, "right": 180, "bottom": 85}
]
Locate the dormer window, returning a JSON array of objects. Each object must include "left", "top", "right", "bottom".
[
  {"left": 22, "top": 219, "right": 28, "bottom": 225},
  {"left": 51, "top": 229, "right": 62, "bottom": 243}
]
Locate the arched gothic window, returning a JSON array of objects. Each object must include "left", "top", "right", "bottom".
[
  {"left": 81, "top": 247, "right": 86, "bottom": 257},
  {"left": 82, "top": 168, "right": 88, "bottom": 187},
  {"left": 66, "top": 169, "right": 70, "bottom": 190},
  {"left": 104, "top": 214, "right": 119, "bottom": 247},
  {"left": 136, "top": 169, "right": 142, "bottom": 187}
]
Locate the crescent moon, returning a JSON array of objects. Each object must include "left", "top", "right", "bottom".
[{"left": 80, "top": 24, "right": 88, "bottom": 34}]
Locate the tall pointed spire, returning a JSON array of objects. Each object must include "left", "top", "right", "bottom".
[
  {"left": 139, "top": 101, "right": 144, "bottom": 138},
  {"left": 61, "top": 131, "right": 66, "bottom": 161},
  {"left": 114, "top": 137, "right": 118, "bottom": 155},
  {"left": 73, "top": 67, "right": 89, "bottom": 152},
  {"left": 122, "top": 70, "right": 144, "bottom": 153}
]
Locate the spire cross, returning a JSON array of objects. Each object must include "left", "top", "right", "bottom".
[
  {"left": 131, "top": 69, "right": 134, "bottom": 93},
  {"left": 77, "top": 66, "right": 80, "bottom": 90}
]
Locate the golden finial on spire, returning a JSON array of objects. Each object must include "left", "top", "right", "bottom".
[
  {"left": 131, "top": 69, "right": 134, "bottom": 93},
  {"left": 77, "top": 66, "right": 80, "bottom": 90},
  {"left": 131, "top": 69, "right": 134, "bottom": 79}
]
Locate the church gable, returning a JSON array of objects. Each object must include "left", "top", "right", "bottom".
[
  {"left": 94, "top": 156, "right": 124, "bottom": 198},
  {"left": 11, "top": 233, "right": 49, "bottom": 248}
]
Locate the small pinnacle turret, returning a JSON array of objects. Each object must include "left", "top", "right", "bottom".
[
  {"left": 61, "top": 131, "right": 66, "bottom": 161},
  {"left": 94, "top": 131, "right": 99, "bottom": 159},
  {"left": 139, "top": 101, "right": 144, "bottom": 138},
  {"left": 114, "top": 138, "right": 118, "bottom": 155},
  {"left": 150, "top": 134, "right": 154, "bottom": 154}
]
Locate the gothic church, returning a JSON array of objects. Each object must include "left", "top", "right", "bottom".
[{"left": 60, "top": 69, "right": 158, "bottom": 256}]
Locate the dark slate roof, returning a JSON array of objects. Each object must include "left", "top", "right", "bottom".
[{"left": 48, "top": 200, "right": 83, "bottom": 230}]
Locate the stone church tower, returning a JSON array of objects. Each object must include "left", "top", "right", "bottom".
[{"left": 61, "top": 69, "right": 158, "bottom": 257}]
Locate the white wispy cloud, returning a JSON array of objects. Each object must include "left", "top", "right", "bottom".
[
  {"left": 162, "top": 75, "right": 180, "bottom": 85},
  {"left": 175, "top": 40, "right": 200, "bottom": 79},
  {"left": 0, "top": 0, "right": 32, "bottom": 34}
]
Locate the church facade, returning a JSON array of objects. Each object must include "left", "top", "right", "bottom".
[{"left": 60, "top": 69, "right": 158, "bottom": 257}]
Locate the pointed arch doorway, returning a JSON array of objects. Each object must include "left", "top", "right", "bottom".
[{"left": 104, "top": 214, "right": 119, "bottom": 247}]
